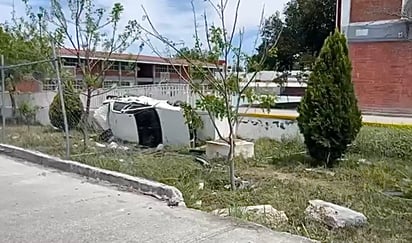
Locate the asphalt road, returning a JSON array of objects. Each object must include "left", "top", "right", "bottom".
[{"left": 0, "top": 155, "right": 314, "bottom": 243}]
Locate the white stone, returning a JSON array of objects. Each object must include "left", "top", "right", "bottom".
[
  {"left": 156, "top": 144, "right": 164, "bottom": 151},
  {"left": 305, "top": 200, "right": 367, "bottom": 228},
  {"left": 95, "top": 142, "right": 106, "bottom": 148},
  {"left": 212, "top": 205, "right": 288, "bottom": 225},
  {"left": 205, "top": 139, "right": 254, "bottom": 159}
]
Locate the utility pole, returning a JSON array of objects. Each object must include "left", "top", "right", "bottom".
[
  {"left": 51, "top": 42, "right": 70, "bottom": 159},
  {"left": 1, "top": 55, "right": 5, "bottom": 142}
]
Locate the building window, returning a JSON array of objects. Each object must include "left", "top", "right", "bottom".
[
  {"left": 62, "top": 58, "right": 77, "bottom": 67},
  {"left": 107, "top": 61, "right": 120, "bottom": 71},
  {"left": 43, "top": 79, "right": 83, "bottom": 91},
  {"left": 155, "top": 65, "right": 180, "bottom": 74},
  {"left": 155, "top": 65, "right": 169, "bottom": 73},
  {"left": 120, "top": 81, "right": 131, "bottom": 87},
  {"left": 120, "top": 62, "right": 134, "bottom": 71},
  {"left": 103, "top": 80, "right": 118, "bottom": 89}
]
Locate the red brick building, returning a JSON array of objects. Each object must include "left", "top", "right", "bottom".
[{"left": 339, "top": 0, "right": 412, "bottom": 113}]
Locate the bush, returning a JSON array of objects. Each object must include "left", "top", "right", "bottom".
[
  {"left": 297, "top": 30, "right": 362, "bottom": 167},
  {"left": 351, "top": 126, "right": 412, "bottom": 159},
  {"left": 18, "top": 101, "right": 39, "bottom": 126},
  {"left": 49, "top": 81, "right": 83, "bottom": 130}
]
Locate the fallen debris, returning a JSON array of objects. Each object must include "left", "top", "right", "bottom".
[
  {"left": 194, "top": 156, "right": 210, "bottom": 167},
  {"left": 107, "top": 142, "right": 129, "bottom": 151},
  {"left": 225, "top": 177, "right": 252, "bottom": 190},
  {"left": 305, "top": 199, "right": 367, "bottom": 228},
  {"left": 304, "top": 168, "right": 336, "bottom": 177}
]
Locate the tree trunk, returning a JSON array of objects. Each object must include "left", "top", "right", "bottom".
[
  {"left": 80, "top": 118, "right": 88, "bottom": 151},
  {"left": 9, "top": 92, "right": 16, "bottom": 124},
  {"left": 85, "top": 87, "right": 92, "bottom": 117},
  {"left": 227, "top": 120, "right": 236, "bottom": 190},
  {"left": 81, "top": 88, "right": 92, "bottom": 150}
]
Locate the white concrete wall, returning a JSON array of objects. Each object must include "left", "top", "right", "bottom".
[
  {"left": 0, "top": 91, "right": 56, "bottom": 126},
  {"left": 236, "top": 116, "right": 301, "bottom": 141},
  {"left": 197, "top": 111, "right": 230, "bottom": 141},
  {"left": 197, "top": 112, "right": 301, "bottom": 141}
]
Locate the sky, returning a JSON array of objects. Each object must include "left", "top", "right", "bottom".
[{"left": 0, "top": 0, "right": 290, "bottom": 56}]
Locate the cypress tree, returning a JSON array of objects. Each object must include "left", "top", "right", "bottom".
[
  {"left": 49, "top": 81, "right": 83, "bottom": 130},
  {"left": 297, "top": 29, "right": 362, "bottom": 166}
]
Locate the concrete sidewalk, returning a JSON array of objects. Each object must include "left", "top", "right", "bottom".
[
  {"left": 239, "top": 108, "right": 412, "bottom": 125},
  {"left": 0, "top": 155, "right": 314, "bottom": 243}
]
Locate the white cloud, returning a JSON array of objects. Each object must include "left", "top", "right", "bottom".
[{"left": 0, "top": 0, "right": 289, "bottom": 55}]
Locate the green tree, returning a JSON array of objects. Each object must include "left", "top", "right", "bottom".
[
  {"left": 0, "top": 25, "right": 51, "bottom": 119},
  {"left": 141, "top": 0, "right": 279, "bottom": 190},
  {"left": 49, "top": 81, "right": 83, "bottom": 130},
  {"left": 297, "top": 30, "right": 362, "bottom": 167},
  {"left": 22, "top": 0, "right": 141, "bottom": 116},
  {"left": 250, "top": 0, "right": 336, "bottom": 71}
]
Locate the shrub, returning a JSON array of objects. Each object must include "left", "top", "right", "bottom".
[
  {"left": 18, "top": 101, "right": 39, "bottom": 123},
  {"left": 49, "top": 81, "right": 83, "bottom": 130},
  {"left": 297, "top": 30, "right": 362, "bottom": 167}
]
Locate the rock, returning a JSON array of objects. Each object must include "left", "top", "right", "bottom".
[
  {"left": 198, "top": 182, "right": 204, "bottom": 190},
  {"left": 358, "top": 159, "right": 372, "bottom": 165},
  {"left": 305, "top": 200, "right": 367, "bottom": 228},
  {"left": 382, "top": 190, "right": 404, "bottom": 198},
  {"left": 194, "top": 200, "right": 202, "bottom": 207},
  {"left": 95, "top": 142, "right": 106, "bottom": 148},
  {"left": 108, "top": 142, "right": 118, "bottom": 149},
  {"left": 156, "top": 144, "right": 164, "bottom": 151},
  {"left": 212, "top": 205, "right": 288, "bottom": 226}
]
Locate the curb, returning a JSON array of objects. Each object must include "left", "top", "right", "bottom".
[{"left": 0, "top": 144, "right": 185, "bottom": 207}]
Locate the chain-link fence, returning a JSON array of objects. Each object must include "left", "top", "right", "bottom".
[{"left": 0, "top": 51, "right": 202, "bottom": 165}]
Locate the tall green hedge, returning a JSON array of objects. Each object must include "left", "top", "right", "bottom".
[
  {"left": 297, "top": 30, "right": 362, "bottom": 167},
  {"left": 49, "top": 81, "right": 83, "bottom": 130}
]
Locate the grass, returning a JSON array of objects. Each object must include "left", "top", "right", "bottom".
[{"left": 4, "top": 125, "right": 412, "bottom": 243}]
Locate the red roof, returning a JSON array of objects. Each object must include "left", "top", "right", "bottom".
[
  {"left": 58, "top": 48, "right": 225, "bottom": 67},
  {"left": 58, "top": 48, "right": 186, "bottom": 65}
]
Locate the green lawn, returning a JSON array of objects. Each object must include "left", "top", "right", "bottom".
[{"left": 4, "top": 125, "right": 412, "bottom": 242}]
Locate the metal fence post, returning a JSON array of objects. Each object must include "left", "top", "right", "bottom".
[
  {"left": 51, "top": 42, "right": 70, "bottom": 159},
  {"left": 1, "top": 55, "right": 5, "bottom": 142}
]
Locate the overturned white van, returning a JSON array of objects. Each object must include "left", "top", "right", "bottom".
[{"left": 93, "top": 96, "right": 190, "bottom": 147}]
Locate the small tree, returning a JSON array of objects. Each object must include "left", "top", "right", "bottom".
[
  {"left": 140, "top": 0, "right": 281, "bottom": 189},
  {"left": 35, "top": 0, "right": 141, "bottom": 117},
  {"left": 49, "top": 81, "right": 83, "bottom": 130},
  {"left": 18, "top": 100, "right": 39, "bottom": 130},
  {"left": 297, "top": 29, "right": 362, "bottom": 167}
]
